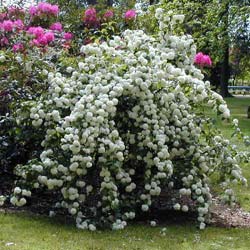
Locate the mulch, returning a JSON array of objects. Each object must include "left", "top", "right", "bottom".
[{"left": 209, "top": 197, "right": 250, "bottom": 228}]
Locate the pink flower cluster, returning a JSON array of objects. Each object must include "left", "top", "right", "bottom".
[
  {"left": 63, "top": 32, "right": 73, "bottom": 40},
  {"left": 0, "top": 37, "right": 9, "bottom": 46},
  {"left": 29, "top": 3, "right": 59, "bottom": 17},
  {"left": 83, "top": 8, "right": 136, "bottom": 28},
  {"left": 0, "top": 19, "right": 24, "bottom": 32},
  {"left": 194, "top": 52, "right": 212, "bottom": 67},
  {"left": 27, "top": 26, "right": 55, "bottom": 46},
  {"left": 83, "top": 8, "right": 99, "bottom": 27},
  {"left": 12, "top": 43, "right": 24, "bottom": 52},
  {"left": 0, "top": 2, "right": 74, "bottom": 53},
  {"left": 0, "top": 13, "right": 7, "bottom": 21},
  {"left": 8, "top": 7, "right": 25, "bottom": 15},
  {"left": 124, "top": 10, "right": 136, "bottom": 21},
  {"left": 50, "top": 22, "right": 63, "bottom": 32},
  {"left": 103, "top": 10, "right": 114, "bottom": 20}
]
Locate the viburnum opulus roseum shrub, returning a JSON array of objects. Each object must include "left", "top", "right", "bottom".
[{"left": 3, "top": 8, "right": 250, "bottom": 231}]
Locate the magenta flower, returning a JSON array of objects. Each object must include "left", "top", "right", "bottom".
[
  {"left": 37, "top": 35, "right": 48, "bottom": 46},
  {"left": 0, "top": 36, "right": 9, "bottom": 46},
  {"left": 31, "top": 3, "right": 59, "bottom": 16},
  {"left": 8, "top": 7, "right": 25, "bottom": 15},
  {"left": 194, "top": 52, "right": 212, "bottom": 67},
  {"left": 83, "top": 8, "right": 99, "bottom": 27},
  {"left": 27, "top": 26, "right": 44, "bottom": 38},
  {"left": 63, "top": 32, "right": 73, "bottom": 40},
  {"left": 85, "top": 8, "right": 96, "bottom": 18},
  {"left": 37, "top": 3, "right": 50, "bottom": 12},
  {"left": 103, "top": 10, "right": 114, "bottom": 19},
  {"left": 0, "top": 13, "right": 7, "bottom": 21},
  {"left": 50, "top": 22, "right": 63, "bottom": 32},
  {"left": 50, "top": 5, "right": 59, "bottom": 16},
  {"left": 44, "top": 32, "right": 55, "bottom": 43},
  {"left": 31, "top": 39, "right": 40, "bottom": 46},
  {"left": 194, "top": 52, "right": 204, "bottom": 65},
  {"left": 2, "top": 20, "right": 14, "bottom": 32},
  {"left": 203, "top": 55, "right": 212, "bottom": 66},
  {"left": 29, "top": 6, "right": 37, "bottom": 16},
  {"left": 14, "top": 19, "right": 24, "bottom": 30},
  {"left": 12, "top": 43, "right": 24, "bottom": 52},
  {"left": 124, "top": 9, "right": 136, "bottom": 21}
]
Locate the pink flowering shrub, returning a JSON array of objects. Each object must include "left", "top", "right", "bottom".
[
  {"left": 194, "top": 52, "right": 212, "bottom": 67},
  {"left": 0, "top": 2, "right": 73, "bottom": 52},
  {"left": 80, "top": 7, "right": 137, "bottom": 44},
  {"left": 29, "top": 3, "right": 59, "bottom": 17}
]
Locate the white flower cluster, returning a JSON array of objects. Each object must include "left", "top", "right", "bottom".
[
  {"left": 0, "top": 195, "right": 6, "bottom": 206},
  {"left": 10, "top": 8, "right": 247, "bottom": 230},
  {"left": 0, "top": 53, "right": 6, "bottom": 62}
]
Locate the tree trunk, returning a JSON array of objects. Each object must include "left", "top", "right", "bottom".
[
  {"left": 220, "top": 46, "right": 230, "bottom": 97},
  {"left": 220, "top": 0, "right": 230, "bottom": 98}
]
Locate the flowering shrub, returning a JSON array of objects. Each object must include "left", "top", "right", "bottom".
[
  {"left": 29, "top": 2, "right": 59, "bottom": 17},
  {"left": 3, "top": 7, "right": 249, "bottom": 231},
  {"left": 0, "top": 2, "right": 74, "bottom": 117},
  {"left": 194, "top": 52, "right": 212, "bottom": 67},
  {"left": 80, "top": 7, "right": 137, "bottom": 45},
  {"left": 0, "top": 3, "right": 73, "bottom": 199},
  {"left": 0, "top": 3, "right": 73, "bottom": 51}
]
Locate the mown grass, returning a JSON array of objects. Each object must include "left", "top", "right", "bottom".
[
  {"left": 0, "top": 97, "right": 250, "bottom": 250},
  {"left": 218, "top": 97, "right": 250, "bottom": 138},
  {"left": 1, "top": 212, "right": 250, "bottom": 250},
  {"left": 222, "top": 98, "right": 250, "bottom": 211}
]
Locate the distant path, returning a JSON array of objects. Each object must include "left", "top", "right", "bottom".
[{"left": 232, "top": 95, "right": 250, "bottom": 98}]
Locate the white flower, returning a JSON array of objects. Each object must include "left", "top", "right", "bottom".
[
  {"left": 0, "top": 55, "right": 6, "bottom": 62},
  {"left": 14, "top": 187, "right": 22, "bottom": 194},
  {"left": 199, "top": 222, "right": 206, "bottom": 230},
  {"left": 88, "top": 224, "right": 96, "bottom": 231},
  {"left": 0, "top": 196, "right": 6, "bottom": 206},
  {"left": 150, "top": 221, "right": 157, "bottom": 227},
  {"left": 142, "top": 204, "right": 149, "bottom": 212},
  {"left": 173, "top": 203, "right": 181, "bottom": 210},
  {"left": 172, "top": 15, "right": 185, "bottom": 23},
  {"left": 182, "top": 205, "right": 189, "bottom": 212},
  {"left": 18, "top": 198, "right": 27, "bottom": 206}
]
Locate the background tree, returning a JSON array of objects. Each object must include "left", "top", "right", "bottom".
[{"left": 156, "top": 0, "right": 250, "bottom": 97}]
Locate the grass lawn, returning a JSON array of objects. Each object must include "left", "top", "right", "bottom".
[
  {"left": 216, "top": 97, "right": 250, "bottom": 139},
  {"left": 1, "top": 212, "right": 250, "bottom": 250},
  {"left": 0, "top": 97, "right": 250, "bottom": 250}
]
